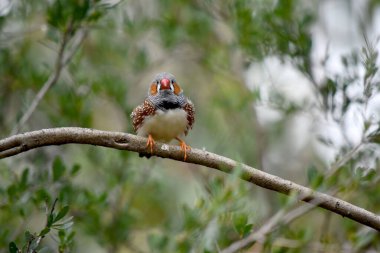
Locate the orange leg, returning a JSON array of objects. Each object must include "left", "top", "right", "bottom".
[
  {"left": 176, "top": 137, "right": 191, "bottom": 161},
  {"left": 146, "top": 134, "right": 155, "bottom": 154}
]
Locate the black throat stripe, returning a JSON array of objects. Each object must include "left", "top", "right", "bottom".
[{"left": 158, "top": 100, "right": 181, "bottom": 110}]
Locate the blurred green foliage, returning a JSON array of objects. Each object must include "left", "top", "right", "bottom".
[{"left": 1, "top": 0, "right": 380, "bottom": 252}]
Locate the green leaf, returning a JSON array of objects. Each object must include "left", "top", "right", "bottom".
[
  {"left": 47, "top": 0, "right": 67, "bottom": 29},
  {"left": 34, "top": 188, "right": 51, "bottom": 203},
  {"left": 58, "top": 229, "right": 66, "bottom": 240},
  {"left": 47, "top": 213, "right": 55, "bottom": 227},
  {"left": 320, "top": 78, "right": 337, "bottom": 98},
  {"left": 72, "top": 0, "right": 90, "bottom": 23},
  {"left": 307, "top": 166, "right": 318, "bottom": 183},
  {"left": 307, "top": 166, "right": 324, "bottom": 189},
  {"left": 19, "top": 168, "right": 29, "bottom": 190},
  {"left": 368, "top": 130, "right": 380, "bottom": 143},
  {"left": 67, "top": 231, "right": 75, "bottom": 241},
  {"left": 39, "top": 227, "right": 51, "bottom": 237},
  {"left": 70, "top": 164, "right": 81, "bottom": 176},
  {"left": 147, "top": 233, "right": 168, "bottom": 251},
  {"left": 7, "top": 184, "right": 18, "bottom": 200},
  {"left": 24, "top": 231, "right": 34, "bottom": 241},
  {"left": 243, "top": 224, "right": 253, "bottom": 237},
  {"left": 233, "top": 213, "right": 248, "bottom": 234},
  {"left": 54, "top": 205, "right": 69, "bottom": 222},
  {"left": 52, "top": 157, "right": 66, "bottom": 181},
  {"left": 8, "top": 242, "right": 19, "bottom": 253}
]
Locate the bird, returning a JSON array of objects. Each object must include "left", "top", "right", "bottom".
[{"left": 131, "top": 72, "right": 195, "bottom": 160}]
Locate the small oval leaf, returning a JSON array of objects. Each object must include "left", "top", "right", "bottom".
[
  {"left": 9, "top": 242, "right": 19, "bottom": 253},
  {"left": 55, "top": 206, "right": 69, "bottom": 222}
]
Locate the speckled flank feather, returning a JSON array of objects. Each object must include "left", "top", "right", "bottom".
[
  {"left": 130, "top": 99, "right": 156, "bottom": 131},
  {"left": 183, "top": 99, "right": 195, "bottom": 135}
]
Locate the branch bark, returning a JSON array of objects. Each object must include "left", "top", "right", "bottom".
[{"left": 0, "top": 127, "right": 379, "bottom": 231}]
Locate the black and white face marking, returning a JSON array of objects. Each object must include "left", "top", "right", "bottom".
[{"left": 156, "top": 78, "right": 175, "bottom": 93}]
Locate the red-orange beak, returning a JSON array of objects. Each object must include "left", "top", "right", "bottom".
[{"left": 160, "top": 78, "right": 171, "bottom": 90}]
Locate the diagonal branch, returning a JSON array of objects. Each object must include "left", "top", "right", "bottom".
[
  {"left": 221, "top": 190, "right": 339, "bottom": 253},
  {"left": 0, "top": 127, "right": 380, "bottom": 231},
  {"left": 221, "top": 209, "right": 288, "bottom": 253},
  {"left": 11, "top": 26, "right": 88, "bottom": 135}
]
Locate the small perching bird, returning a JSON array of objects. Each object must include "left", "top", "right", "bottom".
[{"left": 131, "top": 72, "right": 195, "bottom": 160}]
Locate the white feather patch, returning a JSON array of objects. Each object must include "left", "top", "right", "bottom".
[{"left": 137, "top": 109, "right": 188, "bottom": 142}]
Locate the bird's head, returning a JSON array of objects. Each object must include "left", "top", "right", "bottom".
[
  {"left": 147, "top": 72, "right": 185, "bottom": 110},
  {"left": 149, "top": 72, "right": 182, "bottom": 97}
]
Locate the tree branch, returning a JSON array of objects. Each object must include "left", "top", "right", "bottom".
[
  {"left": 11, "top": 26, "right": 88, "bottom": 135},
  {"left": 0, "top": 127, "right": 379, "bottom": 231}
]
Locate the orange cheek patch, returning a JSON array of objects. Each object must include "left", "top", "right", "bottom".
[
  {"left": 150, "top": 83, "right": 158, "bottom": 95},
  {"left": 173, "top": 82, "right": 181, "bottom": 95}
]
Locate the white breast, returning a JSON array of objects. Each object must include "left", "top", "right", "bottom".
[{"left": 137, "top": 109, "right": 188, "bottom": 142}]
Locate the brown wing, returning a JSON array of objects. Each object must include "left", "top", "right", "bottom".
[
  {"left": 183, "top": 99, "right": 195, "bottom": 135},
  {"left": 130, "top": 99, "right": 156, "bottom": 132}
]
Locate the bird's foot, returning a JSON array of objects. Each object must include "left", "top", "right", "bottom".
[
  {"left": 176, "top": 137, "right": 191, "bottom": 161},
  {"left": 146, "top": 134, "right": 155, "bottom": 154}
]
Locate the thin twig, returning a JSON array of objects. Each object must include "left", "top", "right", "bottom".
[
  {"left": 11, "top": 25, "right": 87, "bottom": 135},
  {"left": 221, "top": 190, "right": 338, "bottom": 253},
  {"left": 0, "top": 127, "right": 379, "bottom": 232},
  {"left": 328, "top": 141, "right": 363, "bottom": 176},
  {"left": 62, "top": 28, "right": 88, "bottom": 66},
  {"left": 221, "top": 210, "right": 285, "bottom": 253}
]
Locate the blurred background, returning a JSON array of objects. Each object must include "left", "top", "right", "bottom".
[{"left": 1, "top": 0, "right": 380, "bottom": 252}]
